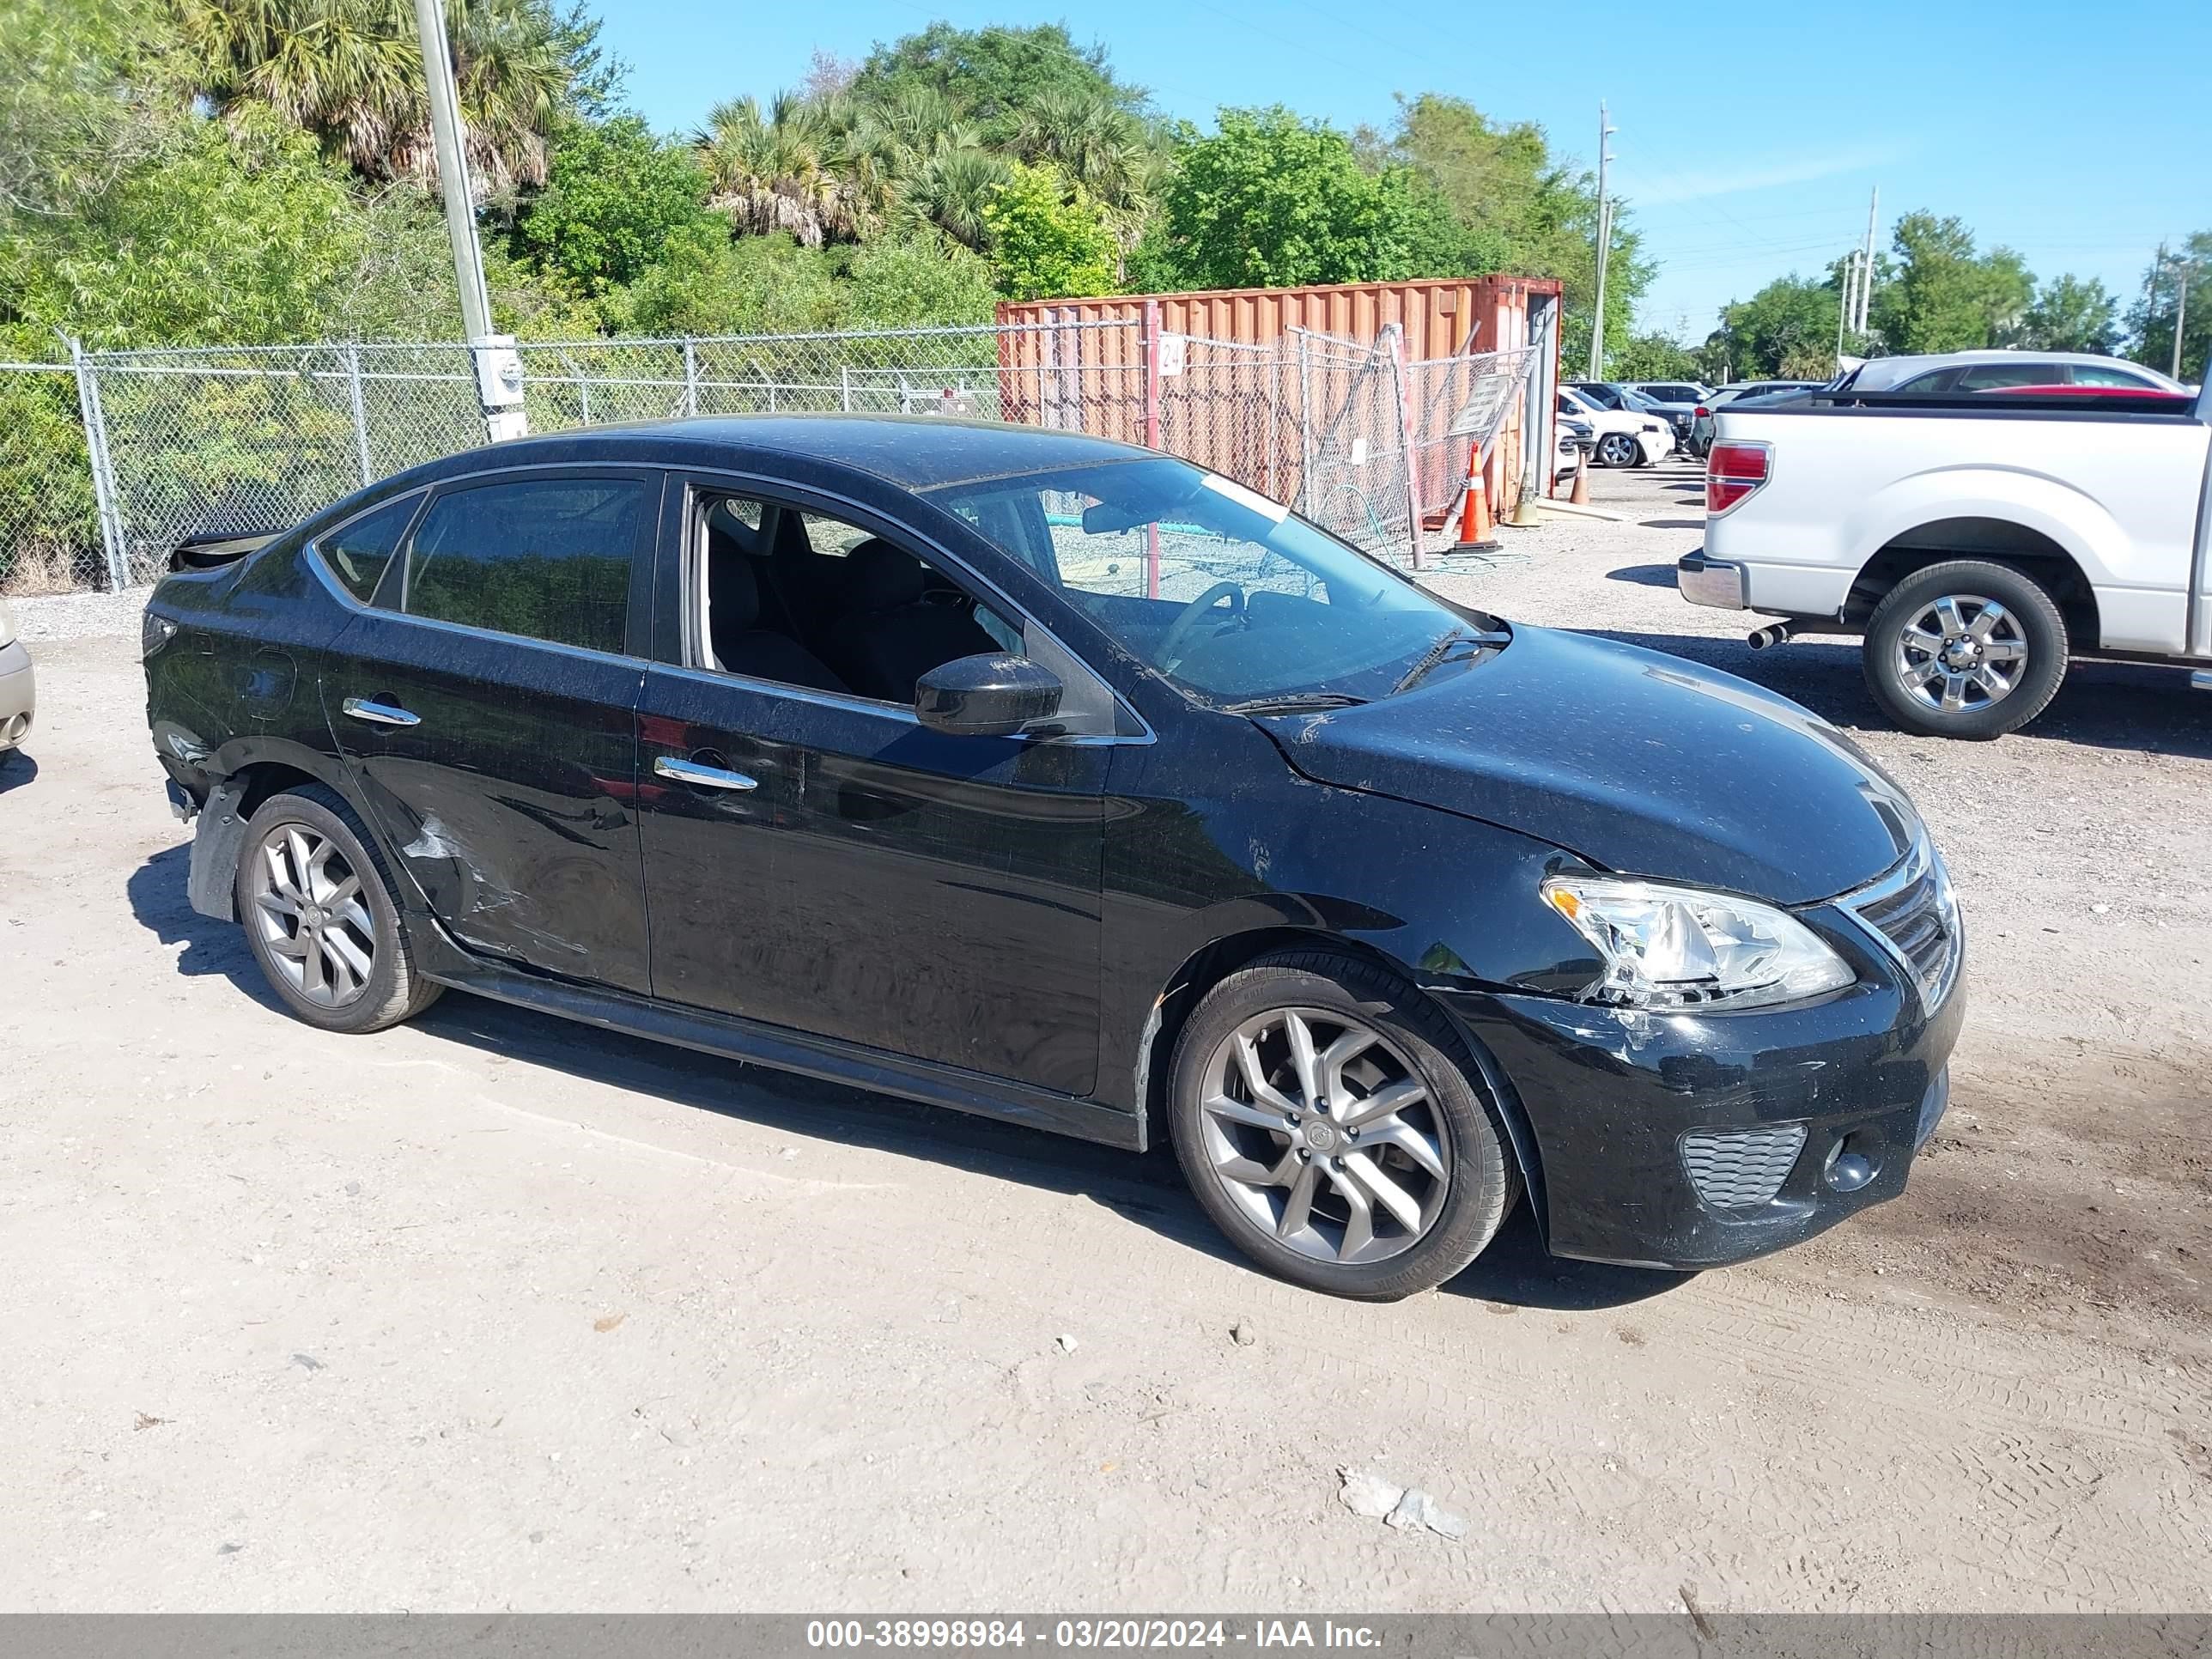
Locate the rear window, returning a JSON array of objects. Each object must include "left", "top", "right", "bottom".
[{"left": 402, "top": 477, "right": 648, "bottom": 654}]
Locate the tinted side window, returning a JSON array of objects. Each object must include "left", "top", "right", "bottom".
[
  {"left": 313, "top": 495, "right": 419, "bottom": 604},
  {"left": 403, "top": 477, "right": 647, "bottom": 653},
  {"left": 1956, "top": 362, "right": 2056, "bottom": 390},
  {"left": 2071, "top": 363, "right": 2150, "bottom": 387}
]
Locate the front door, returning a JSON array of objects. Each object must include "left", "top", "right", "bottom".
[
  {"left": 327, "top": 469, "right": 661, "bottom": 994},
  {"left": 635, "top": 486, "right": 1109, "bottom": 1097}
]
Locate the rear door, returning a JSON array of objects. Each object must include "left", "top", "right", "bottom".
[{"left": 328, "top": 468, "right": 661, "bottom": 993}]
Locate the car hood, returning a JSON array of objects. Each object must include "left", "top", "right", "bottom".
[{"left": 1254, "top": 626, "right": 1919, "bottom": 906}]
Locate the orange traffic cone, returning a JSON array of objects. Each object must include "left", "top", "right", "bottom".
[
  {"left": 1454, "top": 465, "right": 1501, "bottom": 551},
  {"left": 1569, "top": 454, "right": 1592, "bottom": 507}
]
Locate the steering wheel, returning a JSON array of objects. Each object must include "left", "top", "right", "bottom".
[{"left": 1158, "top": 581, "right": 1247, "bottom": 669}]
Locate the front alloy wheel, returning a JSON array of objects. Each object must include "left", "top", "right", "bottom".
[
  {"left": 1169, "top": 951, "right": 1516, "bottom": 1299},
  {"left": 1596, "top": 432, "right": 1638, "bottom": 467},
  {"left": 1198, "top": 1007, "right": 1449, "bottom": 1265}
]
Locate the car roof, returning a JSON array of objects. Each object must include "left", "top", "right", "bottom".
[
  {"left": 402, "top": 415, "right": 1157, "bottom": 494},
  {"left": 1846, "top": 351, "right": 2180, "bottom": 392}
]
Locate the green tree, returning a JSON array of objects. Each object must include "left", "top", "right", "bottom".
[
  {"left": 0, "top": 0, "right": 180, "bottom": 220},
  {"left": 842, "top": 234, "right": 997, "bottom": 326},
  {"left": 518, "top": 114, "right": 714, "bottom": 292},
  {"left": 1375, "top": 94, "right": 1643, "bottom": 365},
  {"left": 981, "top": 161, "right": 1117, "bottom": 301},
  {"left": 848, "top": 22, "right": 1146, "bottom": 149},
  {"left": 174, "top": 0, "right": 591, "bottom": 193},
  {"left": 1705, "top": 274, "right": 1844, "bottom": 380},
  {"left": 1148, "top": 106, "right": 1490, "bottom": 292},
  {"left": 2125, "top": 234, "right": 2211, "bottom": 382},
  {"left": 694, "top": 90, "right": 857, "bottom": 246},
  {"left": 1608, "top": 331, "right": 1705, "bottom": 382},
  {"left": 3, "top": 104, "right": 376, "bottom": 347},
  {"left": 1870, "top": 211, "right": 2035, "bottom": 354},
  {"left": 2021, "top": 273, "right": 2118, "bottom": 355}
]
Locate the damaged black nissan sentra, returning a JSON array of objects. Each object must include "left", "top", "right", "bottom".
[{"left": 143, "top": 416, "right": 1962, "bottom": 1298}]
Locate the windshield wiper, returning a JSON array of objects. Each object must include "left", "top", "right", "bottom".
[
  {"left": 1222, "top": 692, "right": 1370, "bottom": 715},
  {"left": 1389, "top": 626, "right": 1509, "bottom": 697}
]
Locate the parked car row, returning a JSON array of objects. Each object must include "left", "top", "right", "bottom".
[{"left": 1557, "top": 386, "right": 1675, "bottom": 467}]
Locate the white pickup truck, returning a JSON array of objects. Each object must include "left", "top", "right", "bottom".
[{"left": 1676, "top": 380, "right": 2212, "bottom": 737}]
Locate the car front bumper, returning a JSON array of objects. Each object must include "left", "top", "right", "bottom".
[
  {"left": 1437, "top": 951, "right": 1964, "bottom": 1270},
  {"left": 0, "top": 638, "right": 33, "bottom": 750}
]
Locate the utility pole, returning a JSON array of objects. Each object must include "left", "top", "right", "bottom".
[
  {"left": 1836, "top": 250, "right": 1858, "bottom": 366},
  {"left": 1855, "top": 185, "right": 1879, "bottom": 333},
  {"left": 2166, "top": 253, "right": 2195, "bottom": 382},
  {"left": 1587, "top": 102, "right": 1616, "bottom": 382},
  {"left": 412, "top": 0, "right": 527, "bottom": 442}
]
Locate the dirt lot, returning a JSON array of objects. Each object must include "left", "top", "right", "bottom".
[{"left": 2, "top": 461, "right": 2207, "bottom": 1612}]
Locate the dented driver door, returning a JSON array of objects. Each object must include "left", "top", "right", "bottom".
[{"left": 325, "top": 469, "right": 660, "bottom": 994}]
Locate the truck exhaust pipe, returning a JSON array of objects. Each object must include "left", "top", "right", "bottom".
[{"left": 1747, "top": 622, "right": 1799, "bottom": 650}]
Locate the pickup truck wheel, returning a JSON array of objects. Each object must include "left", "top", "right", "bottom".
[
  {"left": 1595, "top": 432, "right": 1638, "bottom": 468},
  {"left": 234, "top": 786, "right": 442, "bottom": 1034},
  {"left": 1168, "top": 951, "right": 1518, "bottom": 1301},
  {"left": 1863, "top": 560, "right": 2069, "bottom": 738}
]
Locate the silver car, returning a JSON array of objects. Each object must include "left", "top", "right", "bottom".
[{"left": 0, "top": 599, "right": 33, "bottom": 752}]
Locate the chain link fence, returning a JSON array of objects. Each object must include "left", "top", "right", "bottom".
[{"left": 1, "top": 319, "right": 1548, "bottom": 595}]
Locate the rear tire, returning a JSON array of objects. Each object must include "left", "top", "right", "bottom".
[
  {"left": 1862, "top": 559, "right": 2069, "bottom": 738},
  {"left": 1168, "top": 951, "right": 1518, "bottom": 1300},
  {"left": 234, "top": 785, "right": 441, "bottom": 1034}
]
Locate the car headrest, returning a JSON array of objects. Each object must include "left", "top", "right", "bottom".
[
  {"left": 846, "top": 539, "right": 924, "bottom": 613},
  {"left": 709, "top": 543, "right": 761, "bottom": 631}
]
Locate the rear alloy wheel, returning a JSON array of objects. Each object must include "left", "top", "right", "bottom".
[
  {"left": 235, "top": 786, "right": 441, "bottom": 1034},
  {"left": 1169, "top": 952, "right": 1516, "bottom": 1299},
  {"left": 1596, "top": 432, "right": 1639, "bottom": 468},
  {"left": 1863, "top": 560, "right": 2069, "bottom": 738}
]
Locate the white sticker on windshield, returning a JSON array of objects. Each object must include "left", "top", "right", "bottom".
[{"left": 1199, "top": 471, "right": 1290, "bottom": 522}]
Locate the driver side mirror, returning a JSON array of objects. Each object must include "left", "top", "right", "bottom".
[{"left": 915, "top": 653, "right": 1063, "bottom": 738}]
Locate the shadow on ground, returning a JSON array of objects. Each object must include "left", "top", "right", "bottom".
[
  {"left": 125, "top": 842, "right": 1685, "bottom": 1313},
  {"left": 1586, "top": 626, "right": 2212, "bottom": 760}
]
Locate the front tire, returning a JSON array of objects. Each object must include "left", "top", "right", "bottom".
[
  {"left": 234, "top": 785, "right": 441, "bottom": 1034},
  {"left": 1595, "top": 432, "right": 1638, "bottom": 468},
  {"left": 1168, "top": 951, "right": 1517, "bottom": 1300},
  {"left": 1862, "top": 560, "right": 2069, "bottom": 738}
]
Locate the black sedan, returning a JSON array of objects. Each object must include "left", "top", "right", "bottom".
[{"left": 143, "top": 416, "right": 1963, "bottom": 1299}]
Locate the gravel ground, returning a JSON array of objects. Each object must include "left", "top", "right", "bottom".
[{"left": 1, "top": 461, "right": 2207, "bottom": 1612}]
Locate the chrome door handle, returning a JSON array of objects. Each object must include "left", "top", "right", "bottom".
[
  {"left": 654, "top": 756, "right": 758, "bottom": 792},
  {"left": 342, "top": 696, "right": 421, "bottom": 727}
]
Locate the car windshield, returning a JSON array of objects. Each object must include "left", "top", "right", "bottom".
[
  {"left": 1617, "top": 386, "right": 1662, "bottom": 410},
  {"left": 925, "top": 456, "right": 1492, "bottom": 708}
]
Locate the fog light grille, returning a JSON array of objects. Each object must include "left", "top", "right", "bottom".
[{"left": 1681, "top": 1124, "right": 1806, "bottom": 1209}]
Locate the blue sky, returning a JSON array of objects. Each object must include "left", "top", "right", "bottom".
[{"left": 598, "top": 0, "right": 2212, "bottom": 340}]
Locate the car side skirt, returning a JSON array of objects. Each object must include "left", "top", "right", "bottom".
[{"left": 410, "top": 918, "right": 1147, "bottom": 1153}]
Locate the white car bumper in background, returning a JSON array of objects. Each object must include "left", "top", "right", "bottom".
[{"left": 0, "top": 638, "right": 33, "bottom": 750}]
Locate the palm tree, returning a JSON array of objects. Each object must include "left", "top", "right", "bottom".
[
  {"left": 896, "top": 144, "right": 1011, "bottom": 252},
  {"left": 175, "top": 0, "right": 570, "bottom": 193},
  {"left": 693, "top": 91, "right": 856, "bottom": 247},
  {"left": 1012, "top": 87, "right": 1146, "bottom": 211}
]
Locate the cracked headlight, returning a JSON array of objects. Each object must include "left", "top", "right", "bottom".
[{"left": 1541, "top": 875, "right": 1854, "bottom": 1011}]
